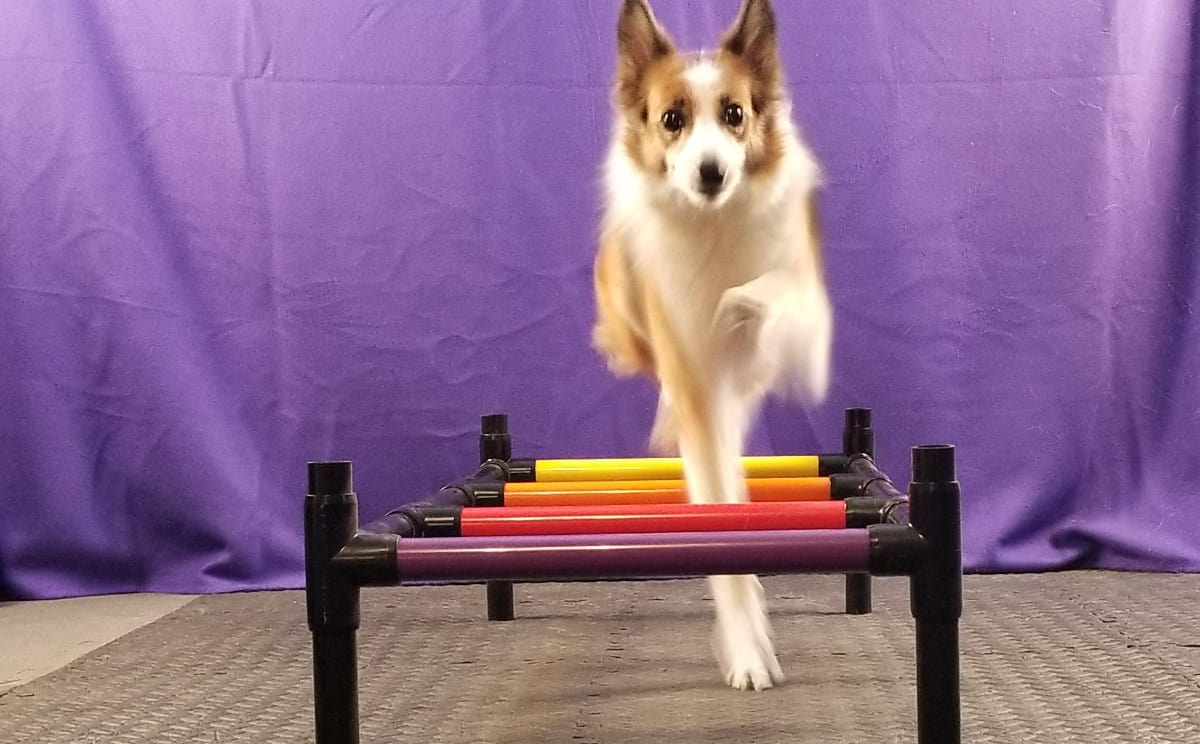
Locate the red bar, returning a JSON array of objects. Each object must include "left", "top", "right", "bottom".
[{"left": 459, "top": 501, "right": 847, "bottom": 537}]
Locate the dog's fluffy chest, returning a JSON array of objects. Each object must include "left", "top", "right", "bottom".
[
  {"left": 636, "top": 209, "right": 780, "bottom": 300},
  {"left": 602, "top": 133, "right": 818, "bottom": 335},
  {"left": 621, "top": 192, "right": 803, "bottom": 348}
]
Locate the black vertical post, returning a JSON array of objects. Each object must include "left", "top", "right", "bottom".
[
  {"left": 842, "top": 407, "right": 874, "bottom": 614},
  {"left": 480, "top": 413, "right": 515, "bottom": 621},
  {"left": 909, "top": 444, "right": 963, "bottom": 744},
  {"left": 305, "top": 461, "right": 361, "bottom": 744}
]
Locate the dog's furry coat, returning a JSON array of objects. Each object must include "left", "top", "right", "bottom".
[{"left": 591, "top": 0, "right": 834, "bottom": 690}]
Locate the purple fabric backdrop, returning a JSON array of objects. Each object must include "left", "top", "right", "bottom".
[{"left": 1, "top": 1, "right": 1197, "bottom": 599}]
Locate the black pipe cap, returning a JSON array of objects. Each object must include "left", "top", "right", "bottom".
[
  {"left": 481, "top": 413, "right": 509, "bottom": 435},
  {"left": 307, "top": 461, "right": 353, "bottom": 495},
  {"left": 912, "top": 445, "right": 956, "bottom": 483},
  {"left": 844, "top": 407, "right": 872, "bottom": 429}
]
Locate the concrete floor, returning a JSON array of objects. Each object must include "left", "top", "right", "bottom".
[{"left": 0, "top": 593, "right": 194, "bottom": 693}]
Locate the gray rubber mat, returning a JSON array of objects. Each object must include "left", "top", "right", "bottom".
[{"left": 2, "top": 573, "right": 1198, "bottom": 743}]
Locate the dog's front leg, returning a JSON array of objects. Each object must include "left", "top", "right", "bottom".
[
  {"left": 639, "top": 291, "right": 783, "bottom": 691},
  {"left": 696, "top": 386, "right": 782, "bottom": 692},
  {"left": 704, "top": 278, "right": 823, "bottom": 691}
]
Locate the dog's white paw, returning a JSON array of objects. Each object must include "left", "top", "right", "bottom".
[
  {"left": 709, "top": 575, "right": 785, "bottom": 691},
  {"left": 716, "top": 629, "right": 785, "bottom": 691},
  {"left": 713, "top": 284, "right": 768, "bottom": 349},
  {"left": 713, "top": 616, "right": 785, "bottom": 690},
  {"left": 713, "top": 285, "right": 777, "bottom": 394}
]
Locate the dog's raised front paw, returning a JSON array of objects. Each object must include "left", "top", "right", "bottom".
[
  {"left": 713, "top": 285, "right": 777, "bottom": 393},
  {"left": 713, "top": 284, "right": 768, "bottom": 345}
]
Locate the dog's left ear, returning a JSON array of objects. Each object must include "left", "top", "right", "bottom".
[{"left": 720, "top": 0, "right": 782, "bottom": 100}]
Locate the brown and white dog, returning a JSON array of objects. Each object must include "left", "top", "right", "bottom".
[{"left": 591, "top": 0, "right": 833, "bottom": 690}]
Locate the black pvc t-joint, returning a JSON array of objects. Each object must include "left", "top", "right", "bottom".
[
  {"left": 506, "top": 458, "right": 536, "bottom": 482},
  {"left": 334, "top": 531, "right": 399, "bottom": 586},
  {"left": 909, "top": 445, "right": 962, "bottom": 621},
  {"left": 843, "top": 407, "right": 874, "bottom": 459},
  {"left": 306, "top": 461, "right": 359, "bottom": 631},
  {"left": 829, "top": 473, "right": 870, "bottom": 500},
  {"left": 480, "top": 413, "right": 512, "bottom": 462},
  {"left": 460, "top": 479, "right": 505, "bottom": 507},
  {"left": 396, "top": 504, "right": 463, "bottom": 538},
  {"left": 474, "top": 459, "right": 510, "bottom": 482},
  {"left": 866, "top": 523, "right": 927, "bottom": 575},
  {"left": 844, "top": 496, "right": 895, "bottom": 528},
  {"left": 817, "top": 453, "right": 851, "bottom": 476}
]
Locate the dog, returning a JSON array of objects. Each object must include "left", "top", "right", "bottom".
[{"left": 591, "top": 0, "right": 833, "bottom": 691}]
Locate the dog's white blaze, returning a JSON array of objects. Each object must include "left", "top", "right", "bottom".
[
  {"left": 682, "top": 57, "right": 721, "bottom": 91},
  {"left": 666, "top": 57, "right": 750, "bottom": 207}
]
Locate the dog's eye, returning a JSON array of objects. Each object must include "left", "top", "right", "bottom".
[
  {"left": 723, "top": 103, "right": 744, "bottom": 128},
  {"left": 661, "top": 108, "right": 685, "bottom": 133}
]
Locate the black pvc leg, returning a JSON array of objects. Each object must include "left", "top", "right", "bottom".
[
  {"left": 487, "top": 580, "right": 515, "bottom": 620},
  {"left": 844, "top": 573, "right": 872, "bottom": 614},
  {"left": 908, "top": 444, "right": 963, "bottom": 744},
  {"left": 305, "top": 461, "right": 362, "bottom": 744},
  {"left": 915, "top": 622, "right": 960, "bottom": 742},
  {"left": 481, "top": 413, "right": 516, "bottom": 621},
  {"left": 311, "top": 630, "right": 360, "bottom": 742},
  {"left": 843, "top": 407, "right": 874, "bottom": 614}
]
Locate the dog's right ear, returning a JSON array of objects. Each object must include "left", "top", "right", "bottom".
[{"left": 616, "top": 0, "right": 674, "bottom": 113}]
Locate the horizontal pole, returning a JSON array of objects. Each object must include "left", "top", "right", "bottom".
[
  {"left": 503, "top": 476, "right": 833, "bottom": 506},
  {"left": 512, "top": 454, "right": 848, "bottom": 483},
  {"left": 459, "top": 501, "right": 847, "bottom": 537},
  {"left": 885, "top": 500, "right": 910, "bottom": 525},
  {"left": 358, "top": 512, "right": 416, "bottom": 538},
  {"left": 394, "top": 529, "right": 870, "bottom": 583},
  {"left": 848, "top": 455, "right": 907, "bottom": 502}
]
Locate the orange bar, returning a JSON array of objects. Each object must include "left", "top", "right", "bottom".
[{"left": 503, "top": 477, "right": 831, "bottom": 507}]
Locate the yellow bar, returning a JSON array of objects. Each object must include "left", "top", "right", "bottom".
[{"left": 532, "top": 455, "right": 821, "bottom": 482}]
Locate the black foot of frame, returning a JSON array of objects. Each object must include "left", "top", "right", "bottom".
[{"left": 843, "top": 407, "right": 874, "bottom": 614}]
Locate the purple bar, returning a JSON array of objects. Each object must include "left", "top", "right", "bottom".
[{"left": 394, "top": 529, "right": 870, "bottom": 584}]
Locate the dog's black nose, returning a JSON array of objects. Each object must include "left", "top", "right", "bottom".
[{"left": 698, "top": 160, "right": 725, "bottom": 194}]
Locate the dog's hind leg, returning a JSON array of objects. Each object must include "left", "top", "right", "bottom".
[{"left": 648, "top": 390, "right": 680, "bottom": 456}]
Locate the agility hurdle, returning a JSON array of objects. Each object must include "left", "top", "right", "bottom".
[
  {"left": 481, "top": 408, "right": 883, "bottom": 619},
  {"left": 305, "top": 408, "right": 962, "bottom": 744}
]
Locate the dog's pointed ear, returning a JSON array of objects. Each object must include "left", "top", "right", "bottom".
[
  {"left": 618, "top": 0, "right": 673, "bottom": 69},
  {"left": 720, "top": 0, "right": 781, "bottom": 97},
  {"left": 616, "top": 0, "right": 674, "bottom": 111}
]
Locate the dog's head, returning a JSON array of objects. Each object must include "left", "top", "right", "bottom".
[{"left": 614, "top": 0, "right": 787, "bottom": 209}]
